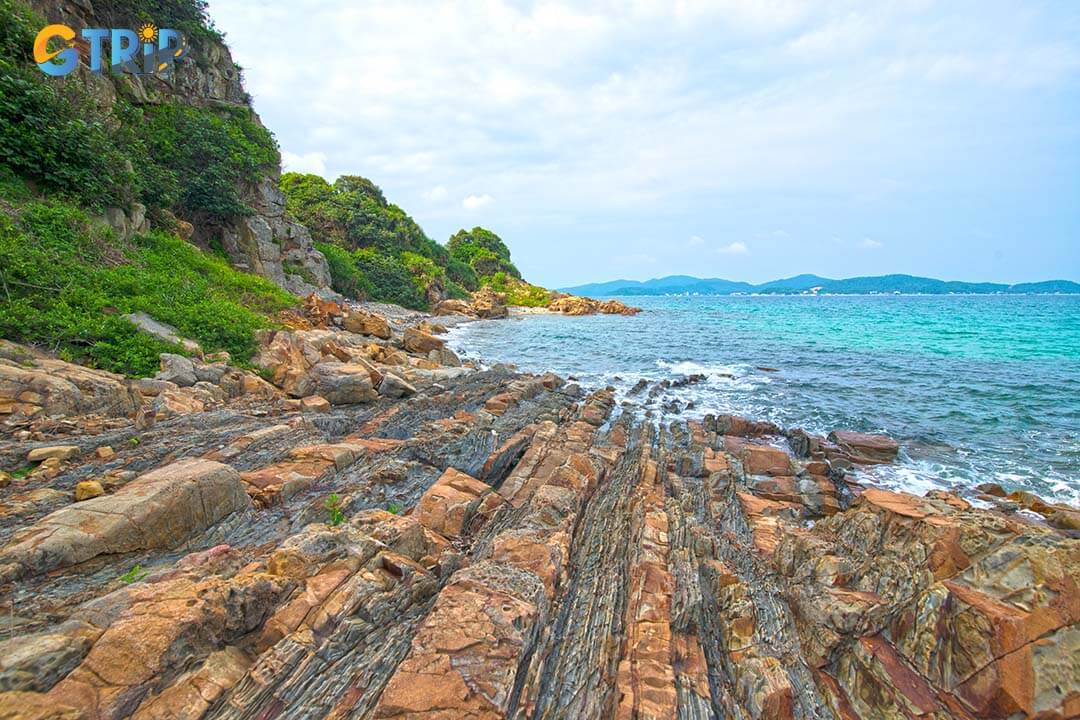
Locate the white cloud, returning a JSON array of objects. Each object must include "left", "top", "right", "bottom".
[
  {"left": 688, "top": 235, "right": 705, "bottom": 246},
  {"left": 208, "top": 0, "right": 1080, "bottom": 286},
  {"left": 860, "top": 238, "right": 883, "bottom": 249},
  {"left": 423, "top": 185, "right": 448, "bottom": 201},
  {"left": 462, "top": 193, "right": 494, "bottom": 210},
  {"left": 718, "top": 241, "right": 750, "bottom": 255},
  {"left": 281, "top": 150, "right": 327, "bottom": 176}
]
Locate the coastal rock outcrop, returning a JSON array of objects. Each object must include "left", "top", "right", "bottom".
[
  {"left": 548, "top": 294, "right": 642, "bottom": 316},
  {"left": 0, "top": 316, "right": 1075, "bottom": 719}
]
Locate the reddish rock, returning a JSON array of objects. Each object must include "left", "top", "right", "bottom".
[
  {"left": 827, "top": 430, "right": 900, "bottom": 463},
  {"left": 342, "top": 310, "right": 392, "bottom": 339},
  {"left": 402, "top": 327, "right": 445, "bottom": 355}
]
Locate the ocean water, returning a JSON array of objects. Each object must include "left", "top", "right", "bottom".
[{"left": 446, "top": 294, "right": 1080, "bottom": 505}]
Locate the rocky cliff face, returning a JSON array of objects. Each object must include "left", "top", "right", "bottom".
[
  {"left": 28, "top": 0, "right": 331, "bottom": 296},
  {"left": 0, "top": 300, "right": 1075, "bottom": 719}
]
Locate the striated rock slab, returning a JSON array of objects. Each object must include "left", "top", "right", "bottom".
[
  {"left": 0, "top": 355, "right": 141, "bottom": 423},
  {"left": 0, "top": 459, "right": 248, "bottom": 582},
  {"left": 0, "top": 346, "right": 1075, "bottom": 720}
]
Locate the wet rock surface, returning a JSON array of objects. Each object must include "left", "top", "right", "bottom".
[{"left": 0, "top": 306, "right": 1076, "bottom": 719}]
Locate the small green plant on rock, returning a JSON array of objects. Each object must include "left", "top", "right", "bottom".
[
  {"left": 386, "top": 502, "right": 401, "bottom": 515},
  {"left": 325, "top": 493, "right": 345, "bottom": 526},
  {"left": 119, "top": 564, "right": 148, "bottom": 584}
]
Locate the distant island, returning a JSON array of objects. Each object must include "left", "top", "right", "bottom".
[{"left": 561, "top": 273, "right": 1080, "bottom": 297}]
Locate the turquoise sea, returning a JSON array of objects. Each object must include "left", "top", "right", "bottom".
[{"left": 447, "top": 295, "right": 1080, "bottom": 505}]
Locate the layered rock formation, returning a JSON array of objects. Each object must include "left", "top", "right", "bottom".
[{"left": 0, "top": 305, "right": 1076, "bottom": 719}]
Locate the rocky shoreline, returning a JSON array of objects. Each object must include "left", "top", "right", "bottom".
[{"left": 0, "top": 298, "right": 1077, "bottom": 720}]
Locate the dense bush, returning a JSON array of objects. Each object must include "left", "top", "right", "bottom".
[
  {"left": 448, "top": 227, "right": 521, "bottom": 279},
  {"left": 282, "top": 173, "right": 453, "bottom": 308},
  {"left": 352, "top": 249, "right": 427, "bottom": 310},
  {"left": 93, "top": 0, "right": 225, "bottom": 45},
  {"left": 485, "top": 272, "right": 551, "bottom": 307},
  {"left": 0, "top": 0, "right": 276, "bottom": 220},
  {"left": 0, "top": 60, "right": 136, "bottom": 209},
  {"left": 315, "top": 241, "right": 374, "bottom": 299},
  {"left": 0, "top": 186, "right": 295, "bottom": 376},
  {"left": 133, "top": 102, "right": 278, "bottom": 220}
]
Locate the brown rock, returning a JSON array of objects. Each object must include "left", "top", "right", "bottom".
[
  {"left": 402, "top": 327, "right": 445, "bottom": 354},
  {"left": 342, "top": 310, "right": 392, "bottom": 339},
  {"left": 724, "top": 437, "right": 794, "bottom": 476},
  {"left": 0, "top": 459, "right": 248, "bottom": 580},
  {"left": 414, "top": 468, "right": 502, "bottom": 539},
  {"left": 299, "top": 395, "right": 331, "bottom": 413},
  {"left": 0, "top": 350, "right": 141, "bottom": 421},
  {"left": 95, "top": 446, "right": 115, "bottom": 460},
  {"left": 26, "top": 446, "right": 80, "bottom": 463},
  {"left": 827, "top": 430, "right": 900, "bottom": 463},
  {"left": 433, "top": 298, "right": 473, "bottom": 316},
  {"left": 73, "top": 480, "right": 105, "bottom": 502},
  {"left": 471, "top": 287, "right": 509, "bottom": 319}
]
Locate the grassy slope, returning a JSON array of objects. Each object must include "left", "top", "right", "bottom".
[{"left": 0, "top": 176, "right": 295, "bottom": 377}]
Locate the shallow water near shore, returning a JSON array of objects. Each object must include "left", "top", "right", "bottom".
[{"left": 447, "top": 294, "right": 1080, "bottom": 504}]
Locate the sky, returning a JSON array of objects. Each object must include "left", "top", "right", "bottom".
[{"left": 209, "top": 0, "right": 1080, "bottom": 288}]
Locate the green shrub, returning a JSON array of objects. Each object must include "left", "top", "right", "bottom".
[
  {"left": 93, "top": 0, "right": 225, "bottom": 45},
  {"left": 485, "top": 272, "right": 551, "bottom": 307},
  {"left": 325, "top": 493, "right": 345, "bottom": 526},
  {"left": 401, "top": 250, "right": 444, "bottom": 299},
  {"left": 0, "top": 59, "right": 135, "bottom": 209},
  {"left": 0, "top": 193, "right": 295, "bottom": 376},
  {"left": 353, "top": 248, "right": 427, "bottom": 310},
  {"left": 136, "top": 102, "right": 279, "bottom": 220},
  {"left": 446, "top": 257, "right": 479, "bottom": 291},
  {"left": 316, "top": 241, "right": 372, "bottom": 299},
  {"left": 447, "top": 227, "right": 521, "bottom": 279}
]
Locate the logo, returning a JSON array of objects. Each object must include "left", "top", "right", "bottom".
[{"left": 34, "top": 23, "right": 188, "bottom": 77}]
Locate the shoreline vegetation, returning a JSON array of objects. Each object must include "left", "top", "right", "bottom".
[{"left": 0, "top": 1, "right": 1076, "bottom": 718}]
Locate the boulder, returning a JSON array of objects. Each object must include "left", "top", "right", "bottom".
[
  {"left": 0, "top": 352, "right": 140, "bottom": 420},
  {"left": 155, "top": 353, "right": 197, "bottom": 387},
  {"left": 342, "top": 310, "right": 392, "bottom": 339},
  {"left": 0, "top": 633, "right": 92, "bottom": 693},
  {"left": 307, "top": 362, "right": 378, "bottom": 405},
  {"left": 471, "top": 287, "right": 509, "bottom": 319},
  {"left": 377, "top": 373, "right": 417, "bottom": 399},
  {"left": 827, "top": 430, "right": 900, "bottom": 464},
  {"left": 123, "top": 312, "right": 201, "bottom": 355},
  {"left": 414, "top": 468, "right": 502, "bottom": 539},
  {"left": 429, "top": 347, "right": 462, "bottom": 367},
  {"left": 26, "top": 446, "right": 80, "bottom": 463},
  {"left": 151, "top": 386, "right": 220, "bottom": 420},
  {"left": 132, "top": 378, "right": 178, "bottom": 397},
  {"left": 724, "top": 437, "right": 794, "bottom": 476},
  {"left": 73, "top": 480, "right": 105, "bottom": 502},
  {"left": 0, "top": 459, "right": 248, "bottom": 581},
  {"left": 433, "top": 299, "right": 473, "bottom": 316},
  {"left": 299, "top": 395, "right": 331, "bottom": 413},
  {"left": 403, "top": 327, "right": 445, "bottom": 354},
  {"left": 193, "top": 361, "right": 228, "bottom": 384}
]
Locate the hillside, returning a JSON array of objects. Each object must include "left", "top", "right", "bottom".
[
  {"left": 563, "top": 272, "right": 1080, "bottom": 296},
  {"left": 279, "top": 174, "right": 552, "bottom": 310},
  {"left": 0, "top": 0, "right": 576, "bottom": 380}
]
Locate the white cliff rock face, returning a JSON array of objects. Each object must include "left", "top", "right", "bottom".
[
  {"left": 28, "top": 0, "right": 333, "bottom": 298},
  {"left": 219, "top": 177, "right": 332, "bottom": 296}
]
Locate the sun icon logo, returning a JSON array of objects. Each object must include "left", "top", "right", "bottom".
[{"left": 137, "top": 23, "right": 159, "bottom": 45}]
